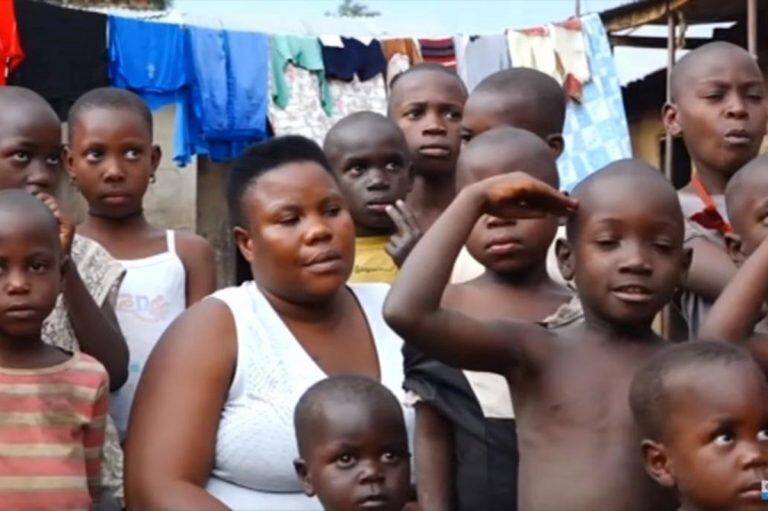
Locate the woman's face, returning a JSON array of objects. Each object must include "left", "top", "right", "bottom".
[{"left": 236, "top": 161, "right": 355, "bottom": 304}]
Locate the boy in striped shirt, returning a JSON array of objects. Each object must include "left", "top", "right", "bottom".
[{"left": 0, "top": 190, "right": 108, "bottom": 510}]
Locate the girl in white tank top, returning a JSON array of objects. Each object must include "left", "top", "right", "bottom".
[{"left": 66, "top": 90, "right": 217, "bottom": 439}]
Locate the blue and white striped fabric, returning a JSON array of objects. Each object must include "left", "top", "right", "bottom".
[{"left": 558, "top": 13, "right": 632, "bottom": 191}]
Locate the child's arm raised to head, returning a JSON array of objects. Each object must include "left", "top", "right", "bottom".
[
  {"left": 176, "top": 232, "right": 217, "bottom": 306},
  {"left": 384, "top": 172, "right": 577, "bottom": 376},
  {"left": 700, "top": 236, "right": 768, "bottom": 342}
]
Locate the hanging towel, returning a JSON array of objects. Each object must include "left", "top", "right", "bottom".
[
  {"left": 0, "top": 0, "right": 23, "bottom": 85},
  {"left": 557, "top": 13, "right": 632, "bottom": 191},
  {"left": 10, "top": 0, "right": 108, "bottom": 120},
  {"left": 506, "top": 22, "right": 590, "bottom": 102},
  {"left": 455, "top": 34, "right": 510, "bottom": 91},
  {"left": 418, "top": 37, "right": 457, "bottom": 71},
  {"left": 321, "top": 37, "right": 386, "bottom": 82},
  {"left": 381, "top": 38, "right": 422, "bottom": 87},
  {"left": 177, "top": 26, "right": 270, "bottom": 164},
  {"left": 271, "top": 35, "right": 332, "bottom": 116},
  {"left": 381, "top": 38, "right": 422, "bottom": 65},
  {"left": 108, "top": 17, "right": 188, "bottom": 110}
]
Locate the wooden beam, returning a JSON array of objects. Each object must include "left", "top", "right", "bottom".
[{"left": 610, "top": 35, "right": 711, "bottom": 49}]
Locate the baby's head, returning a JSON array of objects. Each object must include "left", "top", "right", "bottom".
[
  {"left": 66, "top": 87, "right": 160, "bottom": 220},
  {"left": 324, "top": 112, "right": 412, "bottom": 236},
  {"left": 664, "top": 42, "right": 767, "bottom": 181},
  {"left": 0, "top": 86, "right": 62, "bottom": 195},
  {"left": 294, "top": 375, "right": 411, "bottom": 511},
  {"left": 388, "top": 64, "right": 467, "bottom": 180},
  {"left": 726, "top": 155, "right": 768, "bottom": 261},
  {"left": 457, "top": 126, "right": 559, "bottom": 276},
  {"left": 0, "top": 190, "right": 63, "bottom": 341},
  {"left": 630, "top": 341, "right": 768, "bottom": 511},
  {"left": 559, "top": 160, "right": 691, "bottom": 328},
  {"left": 462, "top": 68, "right": 566, "bottom": 156}
]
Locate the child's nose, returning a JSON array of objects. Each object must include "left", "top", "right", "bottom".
[
  {"left": 25, "top": 163, "right": 54, "bottom": 194},
  {"left": 357, "top": 460, "right": 385, "bottom": 484}
]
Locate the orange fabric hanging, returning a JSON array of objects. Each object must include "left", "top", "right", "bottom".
[{"left": 688, "top": 173, "right": 733, "bottom": 235}]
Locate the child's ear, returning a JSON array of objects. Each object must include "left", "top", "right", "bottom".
[
  {"left": 293, "top": 458, "right": 315, "bottom": 497},
  {"left": 546, "top": 134, "right": 565, "bottom": 158},
  {"left": 725, "top": 233, "right": 746, "bottom": 267},
  {"left": 63, "top": 145, "right": 76, "bottom": 182},
  {"left": 150, "top": 144, "right": 162, "bottom": 176},
  {"left": 662, "top": 102, "right": 682, "bottom": 138},
  {"left": 679, "top": 246, "right": 693, "bottom": 284},
  {"left": 555, "top": 238, "right": 575, "bottom": 281},
  {"left": 233, "top": 226, "right": 255, "bottom": 263},
  {"left": 640, "top": 439, "right": 676, "bottom": 488}
]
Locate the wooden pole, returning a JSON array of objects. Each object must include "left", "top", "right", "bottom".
[
  {"left": 748, "top": 0, "right": 758, "bottom": 60},
  {"left": 575, "top": 0, "right": 581, "bottom": 17},
  {"left": 664, "top": 8, "right": 676, "bottom": 182}
]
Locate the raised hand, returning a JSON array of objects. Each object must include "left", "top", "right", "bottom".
[
  {"left": 34, "top": 192, "right": 74, "bottom": 256},
  {"left": 385, "top": 199, "right": 423, "bottom": 268},
  {"left": 479, "top": 172, "right": 578, "bottom": 220}
]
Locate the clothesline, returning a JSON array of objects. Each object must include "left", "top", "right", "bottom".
[{"left": 1, "top": 0, "right": 632, "bottom": 191}]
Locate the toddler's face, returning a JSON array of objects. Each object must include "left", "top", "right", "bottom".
[
  {"left": 656, "top": 362, "right": 768, "bottom": 511},
  {"left": 298, "top": 402, "right": 411, "bottom": 511}
]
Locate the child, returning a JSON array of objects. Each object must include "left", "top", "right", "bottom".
[
  {"left": 388, "top": 63, "right": 468, "bottom": 231},
  {"left": 0, "top": 85, "right": 126, "bottom": 504},
  {"left": 629, "top": 341, "right": 768, "bottom": 511},
  {"left": 0, "top": 190, "right": 109, "bottom": 510},
  {"left": 65, "top": 87, "right": 217, "bottom": 439},
  {"left": 451, "top": 67, "right": 568, "bottom": 285},
  {"left": 698, "top": 156, "right": 768, "bottom": 366},
  {"left": 405, "top": 127, "right": 576, "bottom": 511},
  {"left": 293, "top": 375, "right": 412, "bottom": 511},
  {"left": 385, "top": 160, "right": 691, "bottom": 511},
  {"left": 663, "top": 41, "right": 767, "bottom": 337},
  {"left": 324, "top": 111, "right": 420, "bottom": 283},
  {"left": 461, "top": 67, "right": 565, "bottom": 156}
]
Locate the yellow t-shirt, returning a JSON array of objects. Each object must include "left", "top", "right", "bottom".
[{"left": 350, "top": 236, "right": 398, "bottom": 284}]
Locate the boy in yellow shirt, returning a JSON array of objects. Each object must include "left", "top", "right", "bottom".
[{"left": 324, "top": 111, "right": 420, "bottom": 283}]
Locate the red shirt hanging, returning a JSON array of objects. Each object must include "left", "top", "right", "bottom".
[{"left": 0, "top": 0, "right": 24, "bottom": 84}]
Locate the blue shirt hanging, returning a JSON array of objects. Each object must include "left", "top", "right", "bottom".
[
  {"left": 320, "top": 37, "right": 386, "bottom": 82},
  {"left": 181, "top": 26, "right": 270, "bottom": 163},
  {"left": 108, "top": 17, "right": 189, "bottom": 110}
]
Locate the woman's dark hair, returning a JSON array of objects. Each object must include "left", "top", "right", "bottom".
[{"left": 227, "top": 135, "right": 334, "bottom": 227}]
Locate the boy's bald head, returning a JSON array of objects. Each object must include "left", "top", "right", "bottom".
[
  {"left": 323, "top": 111, "right": 408, "bottom": 168},
  {"left": 457, "top": 126, "right": 559, "bottom": 189},
  {"left": 0, "top": 190, "right": 60, "bottom": 248},
  {"left": 568, "top": 159, "right": 683, "bottom": 241},
  {"left": 0, "top": 87, "right": 59, "bottom": 138},
  {"left": 670, "top": 42, "right": 760, "bottom": 102},
  {"left": 470, "top": 68, "right": 566, "bottom": 137}
]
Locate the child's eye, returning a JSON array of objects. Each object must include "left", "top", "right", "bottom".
[
  {"left": 713, "top": 432, "right": 734, "bottom": 446},
  {"left": 347, "top": 165, "right": 365, "bottom": 177},
  {"left": 12, "top": 151, "right": 30, "bottom": 163},
  {"left": 45, "top": 155, "right": 61, "bottom": 166},
  {"left": 335, "top": 453, "right": 356, "bottom": 468},
  {"left": 404, "top": 110, "right": 422, "bottom": 120},
  {"left": 277, "top": 215, "right": 299, "bottom": 226},
  {"left": 124, "top": 149, "right": 141, "bottom": 160},
  {"left": 594, "top": 238, "right": 618, "bottom": 249},
  {"left": 461, "top": 131, "right": 473, "bottom": 142},
  {"left": 381, "top": 451, "right": 401, "bottom": 464},
  {"left": 325, "top": 205, "right": 342, "bottom": 217},
  {"left": 446, "top": 110, "right": 462, "bottom": 121},
  {"left": 653, "top": 242, "right": 673, "bottom": 253},
  {"left": 385, "top": 162, "right": 401, "bottom": 172},
  {"left": 29, "top": 260, "right": 50, "bottom": 273},
  {"left": 757, "top": 429, "right": 768, "bottom": 441},
  {"left": 85, "top": 150, "right": 103, "bottom": 162}
]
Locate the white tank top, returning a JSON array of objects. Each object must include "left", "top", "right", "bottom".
[
  {"left": 110, "top": 230, "right": 186, "bottom": 439},
  {"left": 205, "top": 281, "right": 413, "bottom": 510}
]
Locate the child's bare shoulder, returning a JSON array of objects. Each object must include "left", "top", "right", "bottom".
[{"left": 174, "top": 231, "right": 215, "bottom": 263}]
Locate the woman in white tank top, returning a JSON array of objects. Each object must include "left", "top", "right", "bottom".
[{"left": 125, "top": 137, "right": 413, "bottom": 510}]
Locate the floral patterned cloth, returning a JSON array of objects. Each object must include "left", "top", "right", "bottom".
[
  {"left": 41, "top": 234, "right": 126, "bottom": 501},
  {"left": 268, "top": 63, "right": 387, "bottom": 145}
]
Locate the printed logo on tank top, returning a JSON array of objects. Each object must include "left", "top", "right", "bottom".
[{"left": 116, "top": 293, "right": 172, "bottom": 322}]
